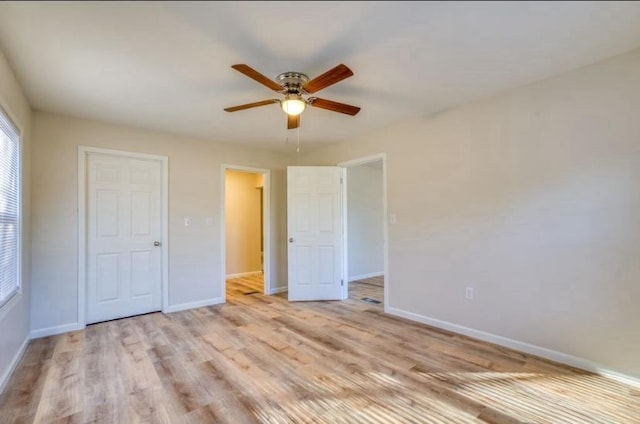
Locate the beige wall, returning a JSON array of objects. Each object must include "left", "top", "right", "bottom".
[
  {"left": 225, "top": 170, "right": 263, "bottom": 276},
  {"left": 30, "top": 112, "right": 289, "bottom": 332},
  {"left": 298, "top": 49, "right": 640, "bottom": 379},
  {"left": 0, "top": 49, "right": 31, "bottom": 391}
]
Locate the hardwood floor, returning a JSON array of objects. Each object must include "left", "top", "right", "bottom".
[
  {"left": 1, "top": 280, "right": 638, "bottom": 423},
  {"left": 349, "top": 275, "right": 384, "bottom": 307},
  {"left": 226, "top": 274, "right": 264, "bottom": 297}
]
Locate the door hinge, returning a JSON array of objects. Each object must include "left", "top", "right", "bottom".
[{"left": 341, "top": 279, "right": 344, "bottom": 286}]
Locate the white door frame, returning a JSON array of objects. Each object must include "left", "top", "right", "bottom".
[
  {"left": 338, "top": 153, "right": 389, "bottom": 312},
  {"left": 221, "top": 164, "right": 271, "bottom": 299},
  {"left": 78, "top": 146, "right": 169, "bottom": 328}
]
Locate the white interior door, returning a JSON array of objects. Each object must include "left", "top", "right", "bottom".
[
  {"left": 288, "top": 166, "right": 343, "bottom": 301},
  {"left": 86, "top": 153, "right": 162, "bottom": 324}
]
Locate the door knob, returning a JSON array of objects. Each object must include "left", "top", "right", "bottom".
[
  {"left": 154, "top": 241, "right": 161, "bottom": 247},
  {"left": 289, "top": 237, "right": 294, "bottom": 243}
]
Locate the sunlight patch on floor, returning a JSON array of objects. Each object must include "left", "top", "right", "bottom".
[
  {"left": 416, "top": 371, "right": 640, "bottom": 423},
  {"left": 255, "top": 370, "right": 480, "bottom": 424}
]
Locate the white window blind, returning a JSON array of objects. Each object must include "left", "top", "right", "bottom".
[{"left": 0, "top": 106, "right": 20, "bottom": 309}]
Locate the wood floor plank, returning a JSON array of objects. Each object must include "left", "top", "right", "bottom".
[{"left": 1, "top": 274, "right": 638, "bottom": 423}]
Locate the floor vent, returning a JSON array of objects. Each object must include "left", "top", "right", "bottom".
[
  {"left": 361, "top": 297, "right": 381, "bottom": 304},
  {"left": 243, "top": 291, "right": 260, "bottom": 295}
]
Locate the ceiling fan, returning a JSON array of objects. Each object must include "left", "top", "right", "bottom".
[{"left": 224, "top": 63, "right": 361, "bottom": 129}]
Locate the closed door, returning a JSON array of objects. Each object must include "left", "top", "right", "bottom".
[
  {"left": 288, "top": 166, "right": 343, "bottom": 301},
  {"left": 86, "top": 153, "right": 162, "bottom": 324}
]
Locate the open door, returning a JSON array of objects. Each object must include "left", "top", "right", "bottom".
[{"left": 288, "top": 166, "right": 343, "bottom": 301}]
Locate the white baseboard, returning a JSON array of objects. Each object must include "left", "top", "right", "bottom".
[
  {"left": 268, "top": 286, "right": 287, "bottom": 295},
  {"left": 348, "top": 272, "right": 384, "bottom": 282},
  {"left": 226, "top": 271, "right": 262, "bottom": 279},
  {"left": 164, "top": 297, "right": 224, "bottom": 314},
  {"left": 386, "top": 306, "right": 640, "bottom": 388},
  {"left": 597, "top": 369, "right": 640, "bottom": 388},
  {"left": 0, "top": 335, "right": 30, "bottom": 394},
  {"left": 31, "top": 322, "right": 84, "bottom": 339}
]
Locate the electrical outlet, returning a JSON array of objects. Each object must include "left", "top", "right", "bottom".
[
  {"left": 465, "top": 287, "right": 474, "bottom": 300},
  {"left": 389, "top": 213, "right": 397, "bottom": 224},
  {"left": 184, "top": 217, "right": 192, "bottom": 227}
]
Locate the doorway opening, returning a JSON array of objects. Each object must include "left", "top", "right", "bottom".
[
  {"left": 222, "top": 165, "right": 271, "bottom": 301},
  {"left": 340, "top": 154, "right": 388, "bottom": 310}
]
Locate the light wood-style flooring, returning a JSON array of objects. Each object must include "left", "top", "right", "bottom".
[
  {"left": 226, "top": 274, "right": 264, "bottom": 297},
  {"left": 1, "top": 276, "right": 638, "bottom": 423},
  {"left": 349, "top": 275, "right": 384, "bottom": 307}
]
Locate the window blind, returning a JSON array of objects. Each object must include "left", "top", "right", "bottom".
[{"left": 0, "top": 106, "right": 20, "bottom": 309}]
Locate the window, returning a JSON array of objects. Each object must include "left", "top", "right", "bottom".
[{"left": 0, "top": 106, "right": 20, "bottom": 309}]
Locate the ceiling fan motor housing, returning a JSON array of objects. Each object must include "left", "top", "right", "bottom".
[{"left": 276, "top": 72, "right": 309, "bottom": 95}]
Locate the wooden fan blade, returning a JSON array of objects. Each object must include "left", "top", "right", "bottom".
[
  {"left": 231, "top": 64, "right": 282, "bottom": 91},
  {"left": 224, "top": 99, "right": 278, "bottom": 112},
  {"left": 287, "top": 114, "right": 300, "bottom": 129},
  {"left": 309, "top": 97, "right": 361, "bottom": 116},
  {"left": 302, "top": 64, "right": 353, "bottom": 94}
]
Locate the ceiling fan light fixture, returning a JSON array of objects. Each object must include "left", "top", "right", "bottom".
[
  {"left": 225, "top": 64, "right": 360, "bottom": 132},
  {"left": 281, "top": 95, "right": 306, "bottom": 116}
]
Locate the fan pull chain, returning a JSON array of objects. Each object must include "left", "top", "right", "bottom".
[{"left": 296, "top": 125, "right": 300, "bottom": 153}]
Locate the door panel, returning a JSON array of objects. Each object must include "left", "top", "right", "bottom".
[
  {"left": 132, "top": 191, "right": 151, "bottom": 235},
  {"left": 96, "top": 253, "right": 119, "bottom": 301},
  {"left": 131, "top": 250, "right": 153, "bottom": 297},
  {"left": 288, "top": 166, "right": 343, "bottom": 301},
  {"left": 87, "top": 153, "right": 162, "bottom": 324},
  {"left": 96, "top": 189, "right": 119, "bottom": 237},
  {"left": 295, "top": 245, "right": 313, "bottom": 285}
]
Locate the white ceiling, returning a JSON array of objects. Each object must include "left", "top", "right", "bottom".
[{"left": 1, "top": 1, "right": 640, "bottom": 152}]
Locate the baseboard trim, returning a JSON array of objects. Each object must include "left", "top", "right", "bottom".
[
  {"left": 597, "top": 369, "right": 640, "bottom": 388},
  {"left": 0, "top": 335, "right": 30, "bottom": 394},
  {"left": 164, "top": 297, "right": 224, "bottom": 314},
  {"left": 267, "top": 286, "right": 287, "bottom": 295},
  {"left": 226, "top": 271, "right": 262, "bottom": 279},
  {"left": 348, "top": 272, "right": 384, "bottom": 282},
  {"left": 31, "top": 322, "right": 84, "bottom": 339},
  {"left": 386, "top": 306, "right": 640, "bottom": 388}
]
